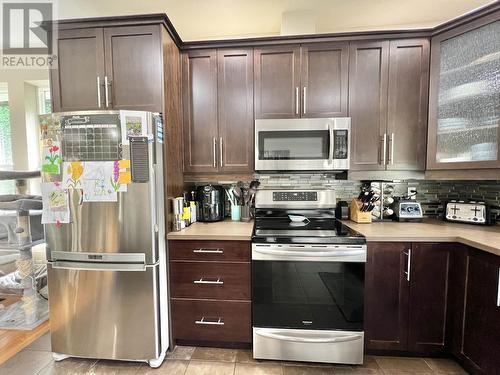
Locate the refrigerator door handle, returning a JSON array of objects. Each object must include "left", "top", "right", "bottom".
[{"left": 52, "top": 261, "right": 147, "bottom": 272}]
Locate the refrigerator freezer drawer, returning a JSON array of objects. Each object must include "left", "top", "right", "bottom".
[{"left": 47, "top": 263, "right": 161, "bottom": 361}]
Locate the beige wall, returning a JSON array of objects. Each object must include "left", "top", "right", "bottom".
[{"left": 55, "top": 0, "right": 494, "bottom": 41}]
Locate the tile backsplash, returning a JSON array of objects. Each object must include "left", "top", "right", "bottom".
[{"left": 255, "top": 173, "right": 500, "bottom": 218}]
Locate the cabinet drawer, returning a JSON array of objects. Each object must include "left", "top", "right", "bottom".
[
  {"left": 170, "top": 262, "right": 250, "bottom": 300},
  {"left": 172, "top": 299, "right": 251, "bottom": 343},
  {"left": 169, "top": 240, "right": 250, "bottom": 262}
]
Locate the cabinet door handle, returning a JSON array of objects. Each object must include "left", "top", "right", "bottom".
[
  {"left": 104, "top": 76, "right": 110, "bottom": 108},
  {"left": 303, "top": 87, "right": 307, "bottom": 115},
  {"left": 193, "top": 248, "right": 223, "bottom": 254},
  {"left": 403, "top": 249, "right": 411, "bottom": 282},
  {"left": 96, "top": 76, "right": 101, "bottom": 108},
  {"left": 213, "top": 138, "right": 217, "bottom": 168},
  {"left": 381, "top": 133, "right": 387, "bottom": 166},
  {"left": 389, "top": 133, "right": 395, "bottom": 165},
  {"left": 295, "top": 87, "right": 299, "bottom": 116},
  {"left": 193, "top": 278, "right": 224, "bottom": 285},
  {"left": 497, "top": 267, "right": 500, "bottom": 307},
  {"left": 195, "top": 317, "right": 224, "bottom": 326},
  {"left": 219, "top": 137, "right": 223, "bottom": 167}
]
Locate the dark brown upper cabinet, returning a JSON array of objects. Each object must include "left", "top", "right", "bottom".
[
  {"left": 217, "top": 49, "right": 254, "bottom": 173},
  {"left": 427, "top": 14, "right": 500, "bottom": 171},
  {"left": 254, "top": 45, "right": 301, "bottom": 119},
  {"left": 365, "top": 242, "right": 451, "bottom": 355},
  {"left": 349, "top": 41, "right": 389, "bottom": 171},
  {"left": 103, "top": 26, "right": 162, "bottom": 112},
  {"left": 51, "top": 25, "right": 163, "bottom": 112},
  {"left": 183, "top": 48, "right": 254, "bottom": 173},
  {"left": 51, "top": 28, "right": 105, "bottom": 112},
  {"left": 254, "top": 43, "right": 348, "bottom": 119},
  {"left": 387, "top": 39, "right": 429, "bottom": 171},
  {"left": 301, "top": 42, "right": 349, "bottom": 117},
  {"left": 182, "top": 50, "right": 219, "bottom": 173},
  {"left": 349, "top": 39, "right": 429, "bottom": 172}
]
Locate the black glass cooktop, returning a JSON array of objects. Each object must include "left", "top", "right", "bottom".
[{"left": 252, "top": 209, "right": 366, "bottom": 245}]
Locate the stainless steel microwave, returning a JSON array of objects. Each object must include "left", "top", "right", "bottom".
[{"left": 255, "top": 118, "right": 350, "bottom": 171}]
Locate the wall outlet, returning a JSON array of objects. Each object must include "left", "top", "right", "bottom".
[{"left": 408, "top": 187, "right": 417, "bottom": 200}]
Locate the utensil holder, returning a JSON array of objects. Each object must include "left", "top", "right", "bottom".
[
  {"left": 350, "top": 199, "right": 372, "bottom": 223},
  {"left": 240, "top": 205, "right": 251, "bottom": 222},
  {"left": 231, "top": 205, "right": 241, "bottom": 221}
]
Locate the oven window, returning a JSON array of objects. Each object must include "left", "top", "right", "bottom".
[
  {"left": 252, "top": 260, "right": 364, "bottom": 331},
  {"left": 258, "top": 130, "right": 329, "bottom": 160}
]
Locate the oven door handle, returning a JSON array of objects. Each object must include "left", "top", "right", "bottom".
[
  {"left": 253, "top": 248, "right": 365, "bottom": 258},
  {"left": 255, "top": 330, "right": 363, "bottom": 344}
]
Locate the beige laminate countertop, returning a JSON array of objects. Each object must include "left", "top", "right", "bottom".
[
  {"left": 167, "top": 220, "right": 254, "bottom": 241},
  {"left": 343, "top": 219, "right": 500, "bottom": 257},
  {"left": 166, "top": 218, "right": 500, "bottom": 256}
]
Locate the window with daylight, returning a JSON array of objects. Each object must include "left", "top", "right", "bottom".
[
  {"left": 0, "top": 84, "right": 12, "bottom": 169},
  {"left": 38, "top": 87, "right": 52, "bottom": 115}
]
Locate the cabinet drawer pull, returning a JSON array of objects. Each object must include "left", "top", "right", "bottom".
[
  {"left": 403, "top": 249, "right": 411, "bottom": 282},
  {"left": 195, "top": 317, "right": 224, "bottom": 326},
  {"left": 193, "top": 248, "right": 223, "bottom": 254},
  {"left": 193, "top": 278, "right": 224, "bottom": 285}
]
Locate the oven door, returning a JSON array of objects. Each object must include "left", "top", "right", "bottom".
[{"left": 252, "top": 244, "right": 365, "bottom": 332}]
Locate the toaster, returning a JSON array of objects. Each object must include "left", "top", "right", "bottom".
[{"left": 444, "top": 201, "right": 495, "bottom": 225}]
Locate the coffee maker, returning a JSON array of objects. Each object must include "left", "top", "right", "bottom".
[{"left": 197, "top": 185, "right": 225, "bottom": 222}]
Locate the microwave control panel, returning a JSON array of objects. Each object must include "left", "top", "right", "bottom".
[{"left": 333, "top": 130, "right": 348, "bottom": 159}]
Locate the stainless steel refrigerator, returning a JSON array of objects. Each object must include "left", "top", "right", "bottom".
[{"left": 41, "top": 110, "right": 169, "bottom": 368}]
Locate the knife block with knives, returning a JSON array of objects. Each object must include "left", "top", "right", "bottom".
[{"left": 350, "top": 199, "right": 372, "bottom": 223}]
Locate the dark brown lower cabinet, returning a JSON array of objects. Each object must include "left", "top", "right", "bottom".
[
  {"left": 366, "top": 242, "right": 500, "bottom": 374},
  {"left": 457, "top": 249, "right": 500, "bottom": 375},
  {"left": 407, "top": 243, "right": 450, "bottom": 354},
  {"left": 171, "top": 299, "right": 251, "bottom": 344},
  {"left": 169, "top": 240, "right": 252, "bottom": 346},
  {"left": 365, "top": 242, "right": 409, "bottom": 351},
  {"left": 365, "top": 242, "right": 450, "bottom": 354}
]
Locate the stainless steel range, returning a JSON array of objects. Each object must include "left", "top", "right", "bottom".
[{"left": 252, "top": 189, "right": 366, "bottom": 365}]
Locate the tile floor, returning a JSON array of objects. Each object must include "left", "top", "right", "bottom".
[{"left": 0, "top": 333, "right": 469, "bottom": 374}]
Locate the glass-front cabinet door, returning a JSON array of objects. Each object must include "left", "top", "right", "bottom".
[{"left": 427, "top": 17, "right": 500, "bottom": 169}]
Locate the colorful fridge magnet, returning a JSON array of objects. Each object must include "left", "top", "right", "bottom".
[
  {"left": 120, "top": 111, "right": 148, "bottom": 145},
  {"left": 110, "top": 160, "right": 131, "bottom": 192},
  {"left": 81, "top": 161, "right": 118, "bottom": 202},
  {"left": 63, "top": 161, "right": 84, "bottom": 189},
  {"left": 41, "top": 139, "right": 62, "bottom": 174},
  {"left": 41, "top": 182, "right": 70, "bottom": 224},
  {"left": 39, "top": 114, "right": 61, "bottom": 140}
]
